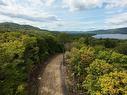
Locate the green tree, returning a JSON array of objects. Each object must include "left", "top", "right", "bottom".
[
  {"left": 104, "top": 39, "right": 117, "bottom": 48},
  {"left": 115, "top": 42, "right": 127, "bottom": 55}
]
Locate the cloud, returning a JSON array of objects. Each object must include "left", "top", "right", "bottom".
[
  {"left": 63, "top": 0, "right": 127, "bottom": 11},
  {"left": 0, "top": 0, "right": 59, "bottom": 22},
  {"left": 41, "top": 0, "right": 56, "bottom": 6},
  {"left": 106, "top": 12, "right": 127, "bottom": 25},
  {"left": 0, "top": 0, "right": 6, "bottom": 6},
  {"left": 0, "top": 11, "right": 58, "bottom": 22},
  {"left": 27, "top": 0, "right": 56, "bottom": 6},
  {"left": 63, "top": 0, "right": 102, "bottom": 11},
  {"left": 105, "top": 0, "right": 127, "bottom": 9}
]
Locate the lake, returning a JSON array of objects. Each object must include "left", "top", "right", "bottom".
[{"left": 93, "top": 34, "right": 127, "bottom": 40}]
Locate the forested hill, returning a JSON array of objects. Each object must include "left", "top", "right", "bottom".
[
  {"left": 65, "top": 27, "right": 127, "bottom": 34},
  {"left": 1, "top": 22, "right": 127, "bottom": 34},
  {"left": 85, "top": 27, "right": 127, "bottom": 34},
  {"left": 0, "top": 22, "right": 49, "bottom": 33}
]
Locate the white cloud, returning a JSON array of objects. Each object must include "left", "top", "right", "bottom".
[
  {"left": 41, "top": 0, "right": 55, "bottom": 6},
  {"left": 106, "top": 12, "right": 127, "bottom": 25},
  {"left": 105, "top": 12, "right": 127, "bottom": 29},
  {"left": 0, "top": 0, "right": 6, "bottom": 6},
  {"left": 27, "top": 0, "right": 55, "bottom": 6},
  {"left": 63, "top": 0, "right": 127, "bottom": 11},
  {"left": 63, "top": 0, "right": 102, "bottom": 11},
  {"left": 0, "top": 0, "right": 58, "bottom": 22},
  {"left": 0, "top": 11, "right": 58, "bottom": 22},
  {"left": 105, "top": 0, "right": 127, "bottom": 9}
]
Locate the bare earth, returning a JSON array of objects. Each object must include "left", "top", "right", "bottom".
[{"left": 38, "top": 54, "right": 64, "bottom": 95}]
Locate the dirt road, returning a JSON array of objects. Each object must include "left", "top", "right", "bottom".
[{"left": 38, "top": 54, "right": 64, "bottom": 95}]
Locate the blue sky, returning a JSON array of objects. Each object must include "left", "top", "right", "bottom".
[{"left": 0, "top": 0, "right": 127, "bottom": 32}]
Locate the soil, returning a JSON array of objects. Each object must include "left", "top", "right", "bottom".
[{"left": 38, "top": 54, "right": 64, "bottom": 95}]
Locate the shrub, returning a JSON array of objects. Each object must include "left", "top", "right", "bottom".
[
  {"left": 83, "top": 59, "right": 115, "bottom": 94},
  {"left": 115, "top": 43, "right": 127, "bottom": 55},
  {"left": 97, "top": 71, "right": 127, "bottom": 95}
]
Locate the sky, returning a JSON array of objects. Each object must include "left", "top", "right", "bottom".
[{"left": 0, "top": 0, "right": 127, "bottom": 32}]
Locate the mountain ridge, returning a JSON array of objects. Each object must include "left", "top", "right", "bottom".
[{"left": 0, "top": 22, "right": 127, "bottom": 34}]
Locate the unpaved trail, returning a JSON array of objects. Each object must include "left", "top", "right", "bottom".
[{"left": 38, "top": 54, "right": 64, "bottom": 95}]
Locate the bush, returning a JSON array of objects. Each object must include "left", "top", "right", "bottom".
[
  {"left": 115, "top": 42, "right": 127, "bottom": 55},
  {"left": 97, "top": 50, "right": 127, "bottom": 64},
  {"left": 97, "top": 71, "right": 127, "bottom": 95},
  {"left": 65, "top": 38, "right": 127, "bottom": 95},
  {"left": 66, "top": 46, "right": 95, "bottom": 77},
  {"left": 96, "top": 50, "right": 112, "bottom": 62},
  {"left": 66, "top": 46, "right": 95, "bottom": 93},
  {"left": 83, "top": 59, "right": 115, "bottom": 94}
]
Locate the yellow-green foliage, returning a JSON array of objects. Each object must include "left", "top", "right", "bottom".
[
  {"left": 66, "top": 44, "right": 127, "bottom": 95},
  {"left": 66, "top": 46, "right": 95, "bottom": 92},
  {"left": 83, "top": 59, "right": 115, "bottom": 94},
  {"left": 87, "top": 59, "right": 114, "bottom": 76},
  {"left": 110, "top": 52, "right": 127, "bottom": 64},
  {"left": 66, "top": 46, "right": 95, "bottom": 77},
  {"left": 97, "top": 71, "right": 127, "bottom": 95},
  {"left": 97, "top": 50, "right": 127, "bottom": 64},
  {"left": 80, "top": 47, "right": 95, "bottom": 67},
  {"left": 0, "top": 40, "right": 25, "bottom": 63}
]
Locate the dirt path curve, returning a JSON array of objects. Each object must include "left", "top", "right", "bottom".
[{"left": 38, "top": 54, "right": 64, "bottom": 95}]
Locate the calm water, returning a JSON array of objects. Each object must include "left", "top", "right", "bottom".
[{"left": 93, "top": 34, "right": 127, "bottom": 40}]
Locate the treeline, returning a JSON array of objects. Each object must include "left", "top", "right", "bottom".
[
  {"left": 67, "top": 35, "right": 127, "bottom": 55},
  {"left": 66, "top": 37, "right": 127, "bottom": 95},
  {"left": 0, "top": 30, "right": 63, "bottom": 95}
]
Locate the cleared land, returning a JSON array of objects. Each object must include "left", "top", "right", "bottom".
[{"left": 38, "top": 54, "right": 64, "bottom": 95}]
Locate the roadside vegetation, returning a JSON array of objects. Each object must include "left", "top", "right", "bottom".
[
  {"left": 65, "top": 37, "right": 127, "bottom": 95},
  {"left": 0, "top": 27, "right": 63, "bottom": 95}
]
